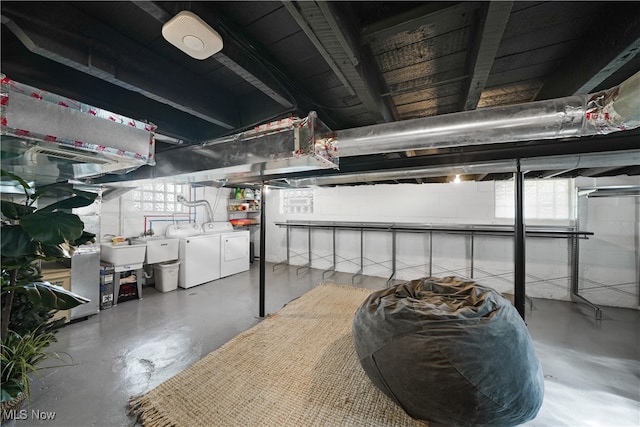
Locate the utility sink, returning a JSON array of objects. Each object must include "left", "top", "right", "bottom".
[
  {"left": 100, "top": 242, "right": 147, "bottom": 267},
  {"left": 131, "top": 237, "right": 179, "bottom": 264}
]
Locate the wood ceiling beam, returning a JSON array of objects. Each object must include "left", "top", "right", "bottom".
[
  {"left": 459, "top": 1, "right": 513, "bottom": 111},
  {"left": 282, "top": 1, "right": 356, "bottom": 97},
  {"left": 317, "top": 2, "right": 398, "bottom": 122},
  {"left": 362, "top": 2, "right": 461, "bottom": 44},
  {"left": 536, "top": 2, "right": 640, "bottom": 98},
  {"left": 1, "top": 3, "right": 239, "bottom": 130},
  {"left": 132, "top": 1, "right": 294, "bottom": 110}
]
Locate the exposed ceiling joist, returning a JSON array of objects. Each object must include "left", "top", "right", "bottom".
[
  {"left": 316, "top": 2, "right": 398, "bottom": 122},
  {"left": 132, "top": 1, "right": 294, "bottom": 110},
  {"left": 1, "top": 4, "right": 239, "bottom": 130},
  {"left": 459, "top": 1, "right": 513, "bottom": 111},
  {"left": 282, "top": 1, "right": 356, "bottom": 97},
  {"left": 536, "top": 2, "right": 640, "bottom": 99},
  {"left": 3, "top": 0, "right": 640, "bottom": 189},
  {"left": 362, "top": 2, "right": 460, "bottom": 44}
]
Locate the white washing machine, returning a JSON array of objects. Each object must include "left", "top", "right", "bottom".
[
  {"left": 166, "top": 223, "right": 222, "bottom": 289},
  {"left": 203, "top": 222, "right": 250, "bottom": 278},
  {"left": 178, "top": 234, "right": 221, "bottom": 288}
]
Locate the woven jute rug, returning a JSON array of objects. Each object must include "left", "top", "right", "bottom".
[{"left": 129, "top": 284, "right": 429, "bottom": 426}]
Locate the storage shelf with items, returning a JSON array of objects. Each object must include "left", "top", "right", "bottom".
[{"left": 228, "top": 187, "right": 261, "bottom": 228}]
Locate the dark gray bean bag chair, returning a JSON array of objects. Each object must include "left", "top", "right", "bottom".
[{"left": 352, "top": 276, "right": 544, "bottom": 427}]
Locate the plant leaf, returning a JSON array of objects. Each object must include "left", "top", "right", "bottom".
[
  {"left": 5, "top": 281, "right": 90, "bottom": 309},
  {"left": 0, "top": 200, "right": 35, "bottom": 220},
  {"left": 30, "top": 182, "right": 95, "bottom": 202},
  {"left": 70, "top": 231, "right": 96, "bottom": 247},
  {"left": 20, "top": 212, "right": 84, "bottom": 245},
  {"left": 1, "top": 169, "right": 32, "bottom": 198},
  {"left": 40, "top": 244, "right": 66, "bottom": 259},
  {"left": 1, "top": 225, "right": 39, "bottom": 258},
  {"left": 36, "top": 194, "right": 97, "bottom": 213}
]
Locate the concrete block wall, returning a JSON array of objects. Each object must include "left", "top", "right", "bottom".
[
  {"left": 266, "top": 178, "right": 639, "bottom": 309},
  {"left": 100, "top": 185, "right": 231, "bottom": 242}
]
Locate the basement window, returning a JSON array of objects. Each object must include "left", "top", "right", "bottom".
[
  {"left": 133, "top": 182, "right": 186, "bottom": 212},
  {"left": 281, "top": 189, "right": 314, "bottom": 215},
  {"left": 495, "top": 179, "right": 573, "bottom": 220}
]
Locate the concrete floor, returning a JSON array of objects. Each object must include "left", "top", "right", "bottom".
[{"left": 21, "top": 263, "right": 640, "bottom": 426}]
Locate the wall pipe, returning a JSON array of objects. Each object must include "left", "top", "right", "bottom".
[
  {"left": 176, "top": 194, "right": 214, "bottom": 223},
  {"left": 143, "top": 214, "right": 192, "bottom": 234},
  {"left": 330, "top": 71, "right": 640, "bottom": 157}
]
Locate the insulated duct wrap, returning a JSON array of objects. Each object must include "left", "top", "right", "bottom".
[
  {"left": 1, "top": 75, "right": 156, "bottom": 184},
  {"left": 330, "top": 71, "right": 640, "bottom": 157},
  {"left": 121, "top": 111, "right": 338, "bottom": 184}
]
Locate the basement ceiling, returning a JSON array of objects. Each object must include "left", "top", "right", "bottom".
[{"left": 1, "top": 1, "right": 639, "bottom": 186}]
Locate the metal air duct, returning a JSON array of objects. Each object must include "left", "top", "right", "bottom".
[
  {"left": 111, "top": 112, "right": 338, "bottom": 185},
  {"left": 1, "top": 76, "right": 156, "bottom": 185},
  {"left": 328, "top": 71, "right": 640, "bottom": 157}
]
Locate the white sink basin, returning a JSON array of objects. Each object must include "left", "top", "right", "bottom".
[
  {"left": 100, "top": 242, "right": 147, "bottom": 267},
  {"left": 131, "top": 237, "right": 179, "bottom": 264}
]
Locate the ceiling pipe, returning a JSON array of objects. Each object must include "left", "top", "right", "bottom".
[
  {"left": 288, "top": 150, "right": 640, "bottom": 187},
  {"left": 329, "top": 71, "right": 640, "bottom": 157}
]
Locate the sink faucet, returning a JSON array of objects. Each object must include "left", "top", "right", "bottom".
[{"left": 140, "top": 229, "right": 155, "bottom": 237}]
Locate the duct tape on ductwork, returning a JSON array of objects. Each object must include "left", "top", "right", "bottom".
[
  {"left": 0, "top": 75, "right": 156, "bottom": 164},
  {"left": 585, "top": 70, "right": 640, "bottom": 134}
]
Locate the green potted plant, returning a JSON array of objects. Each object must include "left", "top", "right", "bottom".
[{"left": 1, "top": 169, "right": 97, "bottom": 420}]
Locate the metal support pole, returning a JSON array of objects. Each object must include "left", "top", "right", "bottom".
[
  {"left": 259, "top": 183, "right": 266, "bottom": 318},
  {"left": 387, "top": 230, "right": 397, "bottom": 286},
  {"left": 352, "top": 228, "right": 364, "bottom": 283},
  {"left": 569, "top": 219, "right": 602, "bottom": 319},
  {"left": 272, "top": 224, "right": 290, "bottom": 271},
  {"left": 470, "top": 232, "right": 475, "bottom": 279},
  {"left": 514, "top": 160, "right": 526, "bottom": 320},
  {"left": 296, "top": 226, "right": 312, "bottom": 274},
  {"left": 429, "top": 230, "right": 433, "bottom": 277},
  {"left": 322, "top": 227, "right": 337, "bottom": 279}
]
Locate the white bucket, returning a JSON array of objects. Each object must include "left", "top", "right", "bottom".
[{"left": 154, "top": 261, "right": 180, "bottom": 292}]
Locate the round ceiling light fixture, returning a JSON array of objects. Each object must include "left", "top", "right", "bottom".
[{"left": 162, "top": 11, "right": 223, "bottom": 60}]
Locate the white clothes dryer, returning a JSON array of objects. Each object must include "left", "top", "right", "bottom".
[
  {"left": 203, "top": 222, "right": 250, "bottom": 278},
  {"left": 220, "top": 230, "right": 250, "bottom": 277}
]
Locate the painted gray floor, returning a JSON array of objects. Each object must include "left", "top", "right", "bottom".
[{"left": 20, "top": 263, "right": 640, "bottom": 426}]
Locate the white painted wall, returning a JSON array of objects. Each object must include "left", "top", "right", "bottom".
[
  {"left": 576, "top": 176, "right": 640, "bottom": 309},
  {"left": 265, "top": 177, "right": 639, "bottom": 309},
  {"left": 98, "top": 176, "right": 638, "bottom": 309}
]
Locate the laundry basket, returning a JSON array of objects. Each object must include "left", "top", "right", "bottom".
[{"left": 154, "top": 261, "right": 180, "bottom": 292}]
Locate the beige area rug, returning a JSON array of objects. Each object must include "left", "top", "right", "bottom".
[{"left": 129, "top": 284, "right": 429, "bottom": 427}]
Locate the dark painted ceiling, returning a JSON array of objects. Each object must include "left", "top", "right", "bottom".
[{"left": 2, "top": 1, "right": 640, "bottom": 185}]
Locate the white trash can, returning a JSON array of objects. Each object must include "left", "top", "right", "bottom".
[{"left": 154, "top": 261, "right": 180, "bottom": 292}]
